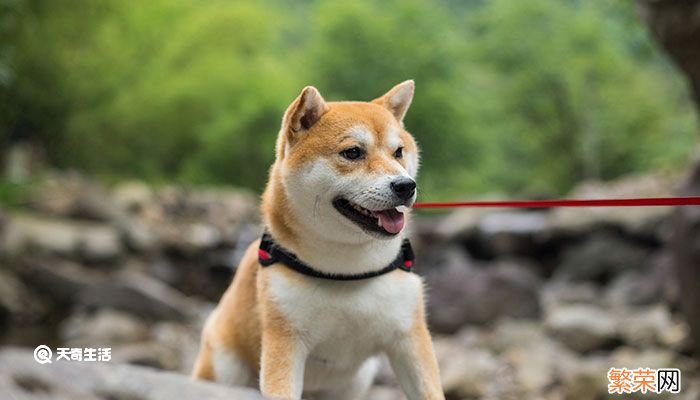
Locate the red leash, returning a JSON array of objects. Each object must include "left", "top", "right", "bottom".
[{"left": 413, "top": 196, "right": 700, "bottom": 209}]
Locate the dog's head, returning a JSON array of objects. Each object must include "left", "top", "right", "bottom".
[{"left": 270, "top": 81, "right": 419, "bottom": 243}]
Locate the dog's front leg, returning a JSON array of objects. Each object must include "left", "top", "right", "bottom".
[
  {"left": 386, "top": 307, "right": 444, "bottom": 400},
  {"left": 259, "top": 326, "right": 307, "bottom": 399}
]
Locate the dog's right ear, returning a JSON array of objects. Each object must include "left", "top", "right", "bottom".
[{"left": 282, "top": 86, "right": 329, "bottom": 138}]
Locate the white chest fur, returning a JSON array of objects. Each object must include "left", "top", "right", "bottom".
[{"left": 265, "top": 268, "right": 423, "bottom": 391}]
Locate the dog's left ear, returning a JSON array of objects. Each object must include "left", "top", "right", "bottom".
[
  {"left": 283, "top": 86, "right": 329, "bottom": 135},
  {"left": 372, "top": 80, "right": 415, "bottom": 123}
]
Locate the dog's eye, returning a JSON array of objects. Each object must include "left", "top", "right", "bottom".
[
  {"left": 340, "top": 147, "right": 364, "bottom": 160},
  {"left": 394, "top": 147, "right": 404, "bottom": 159}
]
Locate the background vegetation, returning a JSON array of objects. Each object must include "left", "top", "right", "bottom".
[{"left": 0, "top": 0, "right": 697, "bottom": 198}]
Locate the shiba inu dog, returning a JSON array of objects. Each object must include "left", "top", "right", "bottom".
[{"left": 192, "top": 81, "right": 444, "bottom": 400}]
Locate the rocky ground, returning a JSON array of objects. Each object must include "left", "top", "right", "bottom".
[{"left": 0, "top": 171, "right": 698, "bottom": 399}]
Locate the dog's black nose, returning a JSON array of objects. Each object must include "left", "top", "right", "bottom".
[{"left": 391, "top": 177, "right": 416, "bottom": 200}]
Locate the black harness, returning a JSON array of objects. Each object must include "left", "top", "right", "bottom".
[{"left": 258, "top": 232, "right": 414, "bottom": 281}]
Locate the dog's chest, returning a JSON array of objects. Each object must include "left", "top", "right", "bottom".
[{"left": 266, "top": 269, "right": 422, "bottom": 361}]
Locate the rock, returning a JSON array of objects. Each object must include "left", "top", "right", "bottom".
[
  {"left": 155, "top": 186, "right": 258, "bottom": 228},
  {"left": 669, "top": 168, "right": 700, "bottom": 357},
  {"left": 557, "top": 355, "right": 610, "bottom": 400},
  {"left": 0, "top": 347, "right": 266, "bottom": 400},
  {"left": 156, "top": 222, "right": 224, "bottom": 256},
  {"left": 555, "top": 230, "right": 651, "bottom": 283},
  {"left": 3, "top": 214, "right": 123, "bottom": 262},
  {"left": 610, "top": 346, "right": 677, "bottom": 371},
  {"left": 489, "top": 319, "right": 578, "bottom": 397},
  {"left": 471, "top": 211, "right": 550, "bottom": 258},
  {"left": 17, "top": 258, "right": 102, "bottom": 304},
  {"left": 545, "top": 304, "right": 619, "bottom": 353},
  {"left": 548, "top": 206, "right": 671, "bottom": 240},
  {"left": 60, "top": 312, "right": 201, "bottom": 372},
  {"left": 77, "top": 270, "right": 199, "bottom": 321},
  {"left": 618, "top": 305, "right": 676, "bottom": 347},
  {"left": 112, "top": 341, "right": 181, "bottom": 370},
  {"left": 3, "top": 214, "right": 83, "bottom": 256},
  {"left": 434, "top": 336, "right": 505, "bottom": 398},
  {"left": 489, "top": 319, "right": 547, "bottom": 351},
  {"left": 541, "top": 281, "right": 601, "bottom": 310},
  {"left": 183, "top": 223, "right": 222, "bottom": 250},
  {"left": 151, "top": 321, "right": 202, "bottom": 374},
  {"left": 119, "top": 218, "right": 160, "bottom": 253},
  {"left": 60, "top": 309, "right": 150, "bottom": 347},
  {"left": 78, "top": 225, "right": 123, "bottom": 263},
  {"left": 605, "top": 271, "right": 662, "bottom": 309},
  {"left": 433, "top": 205, "right": 513, "bottom": 241},
  {"left": 425, "top": 251, "right": 541, "bottom": 332},
  {"left": 432, "top": 208, "right": 551, "bottom": 259},
  {"left": 28, "top": 172, "right": 120, "bottom": 222},
  {"left": 111, "top": 181, "right": 155, "bottom": 213},
  {"left": 548, "top": 172, "right": 678, "bottom": 239},
  {"left": 0, "top": 269, "right": 46, "bottom": 329}
]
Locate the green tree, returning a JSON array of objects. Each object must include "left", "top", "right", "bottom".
[{"left": 1, "top": 0, "right": 695, "bottom": 198}]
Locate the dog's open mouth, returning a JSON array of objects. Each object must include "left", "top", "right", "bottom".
[{"left": 332, "top": 198, "right": 406, "bottom": 236}]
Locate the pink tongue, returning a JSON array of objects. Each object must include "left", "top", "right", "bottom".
[{"left": 375, "top": 209, "right": 405, "bottom": 234}]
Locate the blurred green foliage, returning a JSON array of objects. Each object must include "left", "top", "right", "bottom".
[{"left": 0, "top": 0, "right": 697, "bottom": 198}]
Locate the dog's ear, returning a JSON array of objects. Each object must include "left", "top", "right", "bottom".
[
  {"left": 283, "top": 86, "right": 329, "bottom": 135},
  {"left": 372, "top": 80, "right": 414, "bottom": 123}
]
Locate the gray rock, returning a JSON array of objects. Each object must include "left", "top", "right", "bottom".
[
  {"left": 612, "top": 345, "right": 677, "bottom": 368},
  {"left": 548, "top": 173, "right": 677, "bottom": 238},
  {"left": 78, "top": 225, "right": 123, "bottom": 263},
  {"left": 556, "top": 355, "right": 610, "bottom": 400},
  {"left": 488, "top": 319, "right": 546, "bottom": 351},
  {"left": 604, "top": 252, "right": 675, "bottom": 309},
  {"left": 60, "top": 309, "right": 150, "bottom": 347},
  {"left": 668, "top": 191, "right": 700, "bottom": 356},
  {"left": 434, "top": 336, "right": 506, "bottom": 398},
  {"left": 119, "top": 218, "right": 161, "bottom": 253},
  {"left": 432, "top": 208, "right": 551, "bottom": 259},
  {"left": 3, "top": 214, "right": 123, "bottom": 262},
  {"left": 0, "top": 269, "right": 46, "bottom": 327},
  {"left": 433, "top": 208, "right": 487, "bottom": 240},
  {"left": 488, "top": 319, "right": 578, "bottom": 397},
  {"left": 425, "top": 251, "right": 541, "bottom": 332},
  {"left": 545, "top": 304, "right": 619, "bottom": 353},
  {"left": 28, "top": 172, "right": 121, "bottom": 222},
  {"left": 111, "top": 181, "right": 155, "bottom": 213},
  {"left": 555, "top": 231, "right": 651, "bottom": 283},
  {"left": 3, "top": 214, "right": 84, "bottom": 256},
  {"left": 17, "top": 258, "right": 102, "bottom": 303},
  {"left": 605, "top": 271, "right": 662, "bottom": 309},
  {"left": 151, "top": 321, "right": 202, "bottom": 374},
  {"left": 78, "top": 270, "right": 199, "bottom": 321},
  {"left": 541, "top": 281, "right": 601, "bottom": 310},
  {"left": 474, "top": 211, "right": 550, "bottom": 258},
  {"left": 0, "top": 347, "right": 265, "bottom": 400},
  {"left": 548, "top": 206, "right": 671, "bottom": 239},
  {"left": 112, "top": 341, "right": 181, "bottom": 370},
  {"left": 618, "top": 305, "right": 675, "bottom": 347}
]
